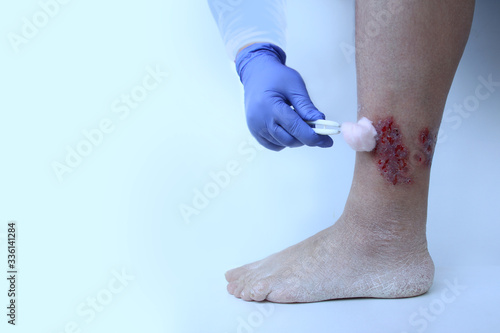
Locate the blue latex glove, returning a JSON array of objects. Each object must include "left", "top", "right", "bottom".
[{"left": 236, "top": 43, "right": 333, "bottom": 151}]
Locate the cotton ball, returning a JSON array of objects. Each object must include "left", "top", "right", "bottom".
[{"left": 341, "top": 117, "right": 377, "bottom": 152}]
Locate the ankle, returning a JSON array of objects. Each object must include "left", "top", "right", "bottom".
[{"left": 338, "top": 209, "right": 429, "bottom": 258}]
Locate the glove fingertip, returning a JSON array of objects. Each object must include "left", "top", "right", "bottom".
[{"left": 318, "top": 136, "right": 334, "bottom": 148}]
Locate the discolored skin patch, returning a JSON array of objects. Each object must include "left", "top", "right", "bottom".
[
  {"left": 414, "top": 128, "right": 437, "bottom": 167},
  {"left": 373, "top": 117, "right": 412, "bottom": 185},
  {"left": 373, "top": 117, "right": 437, "bottom": 185}
]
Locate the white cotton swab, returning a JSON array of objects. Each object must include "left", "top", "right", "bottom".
[{"left": 307, "top": 117, "right": 377, "bottom": 152}]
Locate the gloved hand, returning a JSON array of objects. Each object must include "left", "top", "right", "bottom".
[{"left": 235, "top": 43, "right": 333, "bottom": 151}]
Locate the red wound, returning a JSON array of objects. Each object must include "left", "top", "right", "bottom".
[
  {"left": 373, "top": 117, "right": 412, "bottom": 185},
  {"left": 417, "top": 128, "right": 436, "bottom": 167}
]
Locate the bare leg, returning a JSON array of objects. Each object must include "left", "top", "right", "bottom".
[{"left": 225, "top": 0, "right": 475, "bottom": 302}]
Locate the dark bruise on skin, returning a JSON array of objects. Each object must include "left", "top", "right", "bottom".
[
  {"left": 373, "top": 117, "right": 412, "bottom": 185},
  {"left": 373, "top": 117, "right": 437, "bottom": 185}
]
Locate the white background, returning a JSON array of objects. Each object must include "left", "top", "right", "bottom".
[{"left": 1, "top": 0, "right": 499, "bottom": 332}]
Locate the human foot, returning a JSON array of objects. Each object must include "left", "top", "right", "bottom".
[
  {"left": 225, "top": 116, "right": 438, "bottom": 303},
  {"left": 225, "top": 215, "right": 434, "bottom": 303}
]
